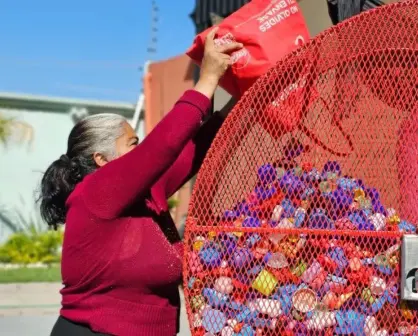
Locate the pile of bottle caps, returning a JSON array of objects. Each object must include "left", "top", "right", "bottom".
[{"left": 186, "top": 161, "right": 417, "bottom": 336}]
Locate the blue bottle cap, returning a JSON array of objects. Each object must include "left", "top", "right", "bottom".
[
  {"left": 248, "top": 317, "right": 275, "bottom": 329},
  {"left": 202, "top": 288, "right": 229, "bottom": 308},
  {"left": 234, "top": 307, "right": 258, "bottom": 323},
  {"left": 226, "top": 300, "right": 246, "bottom": 311},
  {"left": 348, "top": 211, "right": 373, "bottom": 230},
  {"left": 308, "top": 211, "right": 335, "bottom": 229},
  {"left": 300, "top": 187, "right": 315, "bottom": 200},
  {"left": 246, "top": 234, "right": 261, "bottom": 248},
  {"left": 239, "top": 325, "right": 255, "bottom": 336},
  {"left": 202, "top": 308, "right": 227, "bottom": 333},
  {"left": 328, "top": 247, "right": 348, "bottom": 274},
  {"left": 337, "top": 177, "right": 358, "bottom": 191},
  {"left": 294, "top": 208, "right": 306, "bottom": 228},
  {"left": 399, "top": 220, "right": 416, "bottom": 233},
  {"left": 281, "top": 198, "right": 296, "bottom": 217},
  {"left": 199, "top": 243, "right": 223, "bottom": 267}
]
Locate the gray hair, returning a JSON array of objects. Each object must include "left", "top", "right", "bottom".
[
  {"left": 39, "top": 113, "right": 127, "bottom": 228},
  {"left": 67, "top": 113, "right": 126, "bottom": 160}
]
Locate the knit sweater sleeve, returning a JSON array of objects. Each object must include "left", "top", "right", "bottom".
[
  {"left": 82, "top": 90, "right": 212, "bottom": 219},
  {"left": 154, "top": 113, "right": 224, "bottom": 199}
]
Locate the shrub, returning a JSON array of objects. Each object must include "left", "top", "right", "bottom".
[
  {"left": 0, "top": 207, "right": 63, "bottom": 265},
  {"left": 0, "top": 229, "right": 63, "bottom": 265}
]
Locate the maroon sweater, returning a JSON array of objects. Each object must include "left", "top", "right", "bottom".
[{"left": 60, "top": 90, "right": 221, "bottom": 336}]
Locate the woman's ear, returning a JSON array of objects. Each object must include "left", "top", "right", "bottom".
[{"left": 93, "top": 152, "right": 108, "bottom": 167}]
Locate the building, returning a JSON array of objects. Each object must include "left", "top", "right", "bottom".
[{"left": 0, "top": 92, "right": 143, "bottom": 242}]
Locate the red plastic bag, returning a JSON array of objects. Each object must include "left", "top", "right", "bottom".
[{"left": 186, "top": 0, "right": 310, "bottom": 97}]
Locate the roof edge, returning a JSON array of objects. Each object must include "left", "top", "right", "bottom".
[{"left": 0, "top": 91, "right": 137, "bottom": 118}]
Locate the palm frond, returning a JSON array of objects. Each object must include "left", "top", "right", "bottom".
[{"left": 0, "top": 114, "right": 34, "bottom": 147}]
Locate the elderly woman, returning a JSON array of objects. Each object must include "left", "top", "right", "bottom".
[{"left": 40, "top": 28, "right": 242, "bottom": 336}]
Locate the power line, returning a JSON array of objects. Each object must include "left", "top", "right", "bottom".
[{"left": 139, "top": 0, "right": 159, "bottom": 75}]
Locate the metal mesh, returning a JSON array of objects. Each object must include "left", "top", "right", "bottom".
[{"left": 184, "top": 1, "right": 418, "bottom": 335}]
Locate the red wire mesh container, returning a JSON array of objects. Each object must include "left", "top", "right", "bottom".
[{"left": 184, "top": 1, "right": 418, "bottom": 335}]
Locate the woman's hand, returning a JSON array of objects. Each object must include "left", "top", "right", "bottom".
[{"left": 194, "top": 27, "right": 243, "bottom": 99}]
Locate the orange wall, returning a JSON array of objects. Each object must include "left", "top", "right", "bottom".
[{"left": 143, "top": 54, "right": 195, "bottom": 226}]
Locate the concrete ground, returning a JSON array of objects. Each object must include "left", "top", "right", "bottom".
[{"left": 0, "top": 283, "right": 191, "bottom": 336}]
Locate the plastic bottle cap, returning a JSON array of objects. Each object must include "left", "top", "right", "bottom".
[
  {"left": 202, "top": 308, "right": 227, "bottom": 334},
  {"left": 214, "top": 277, "right": 234, "bottom": 295},
  {"left": 292, "top": 288, "right": 317, "bottom": 313}
]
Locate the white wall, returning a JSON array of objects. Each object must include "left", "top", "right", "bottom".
[
  {"left": 0, "top": 109, "right": 143, "bottom": 243},
  {"left": 0, "top": 109, "right": 73, "bottom": 242}
]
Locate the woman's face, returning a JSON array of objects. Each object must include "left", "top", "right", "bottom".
[
  {"left": 93, "top": 121, "right": 139, "bottom": 167},
  {"left": 115, "top": 121, "right": 139, "bottom": 157}
]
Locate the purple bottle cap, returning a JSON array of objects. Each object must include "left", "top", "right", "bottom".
[
  {"left": 231, "top": 248, "right": 254, "bottom": 269},
  {"left": 247, "top": 265, "right": 264, "bottom": 278},
  {"left": 284, "top": 137, "right": 305, "bottom": 160},
  {"left": 219, "top": 234, "right": 238, "bottom": 255},
  {"left": 357, "top": 179, "right": 366, "bottom": 189},
  {"left": 223, "top": 210, "right": 239, "bottom": 221},
  {"left": 323, "top": 190, "right": 351, "bottom": 220},
  {"left": 366, "top": 187, "right": 380, "bottom": 203},
  {"left": 234, "top": 202, "right": 258, "bottom": 217},
  {"left": 280, "top": 173, "right": 304, "bottom": 198},
  {"left": 333, "top": 189, "right": 353, "bottom": 208},
  {"left": 254, "top": 186, "right": 277, "bottom": 201},
  {"left": 242, "top": 217, "right": 262, "bottom": 228},
  {"left": 323, "top": 161, "right": 342, "bottom": 175},
  {"left": 258, "top": 164, "right": 277, "bottom": 185},
  {"left": 365, "top": 188, "right": 386, "bottom": 214},
  {"left": 373, "top": 202, "right": 387, "bottom": 216}
]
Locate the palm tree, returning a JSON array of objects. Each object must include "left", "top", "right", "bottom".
[{"left": 0, "top": 113, "right": 33, "bottom": 145}]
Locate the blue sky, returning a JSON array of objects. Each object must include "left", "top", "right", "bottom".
[{"left": 0, "top": 0, "right": 196, "bottom": 102}]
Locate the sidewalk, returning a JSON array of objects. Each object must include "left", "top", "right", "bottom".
[
  {"left": 0, "top": 282, "right": 62, "bottom": 316},
  {"left": 0, "top": 283, "right": 191, "bottom": 335}
]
